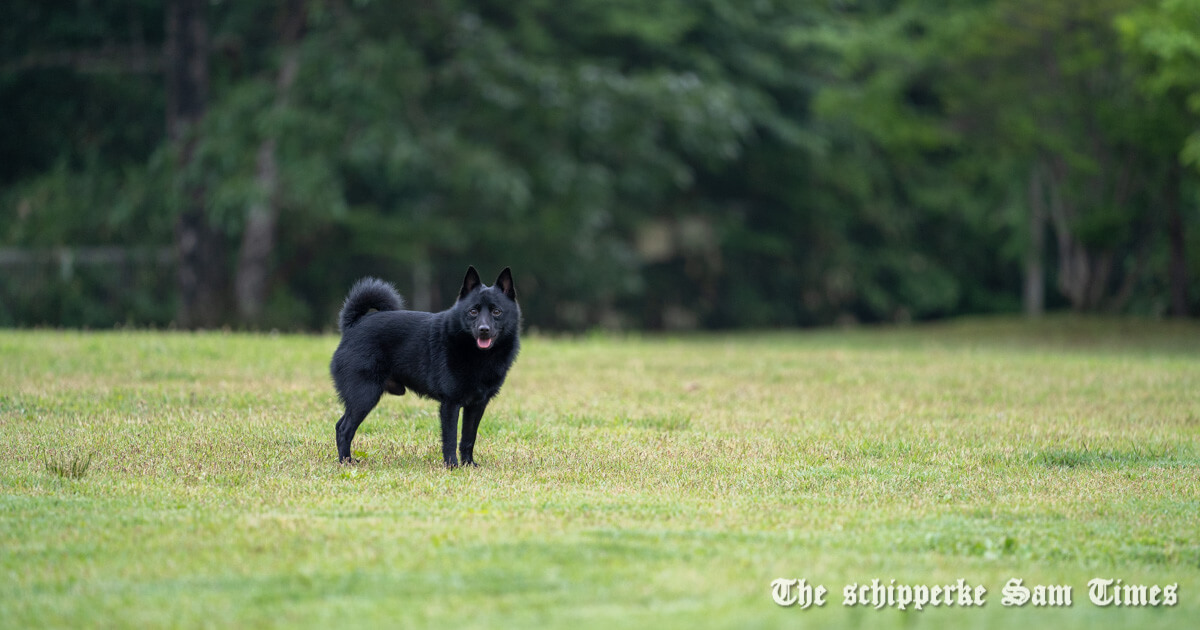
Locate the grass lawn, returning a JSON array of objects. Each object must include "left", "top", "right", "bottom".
[{"left": 1, "top": 317, "right": 1198, "bottom": 629}]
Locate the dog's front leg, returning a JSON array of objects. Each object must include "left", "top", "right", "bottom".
[
  {"left": 439, "top": 402, "right": 461, "bottom": 468},
  {"left": 459, "top": 402, "right": 487, "bottom": 467}
]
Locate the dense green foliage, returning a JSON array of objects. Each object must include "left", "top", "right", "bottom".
[
  {"left": 1, "top": 0, "right": 1198, "bottom": 329},
  {"left": 2, "top": 321, "right": 1199, "bottom": 627}
]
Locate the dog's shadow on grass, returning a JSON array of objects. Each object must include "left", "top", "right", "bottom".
[{"left": 329, "top": 446, "right": 485, "bottom": 475}]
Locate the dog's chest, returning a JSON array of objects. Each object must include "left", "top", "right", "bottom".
[
  {"left": 443, "top": 352, "right": 511, "bottom": 404},
  {"left": 460, "top": 365, "right": 506, "bottom": 403}
]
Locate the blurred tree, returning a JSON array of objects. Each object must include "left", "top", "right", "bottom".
[
  {"left": 1, "top": 0, "right": 1195, "bottom": 328},
  {"left": 168, "top": 0, "right": 226, "bottom": 327},
  {"left": 815, "top": 0, "right": 1194, "bottom": 317},
  {"left": 0, "top": 0, "right": 175, "bottom": 326},
  {"left": 937, "top": 0, "right": 1184, "bottom": 313},
  {"left": 195, "top": 0, "right": 803, "bottom": 328},
  {"left": 805, "top": 1, "right": 1019, "bottom": 322},
  {"left": 1118, "top": 0, "right": 1200, "bottom": 316},
  {"left": 233, "top": 0, "right": 306, "bottom": 324}
]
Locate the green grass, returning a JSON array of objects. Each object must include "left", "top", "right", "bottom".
[{"left": 1, "top": 317, "right": 1198, "bottom": 629}]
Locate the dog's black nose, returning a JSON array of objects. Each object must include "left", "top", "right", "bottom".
[{"left": 478, "top": 325, "right": 491, "bottom": 336}]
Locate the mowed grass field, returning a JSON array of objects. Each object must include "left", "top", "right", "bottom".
[{"left": 1, "top": 317, "right": 1198, "bottom": 629}]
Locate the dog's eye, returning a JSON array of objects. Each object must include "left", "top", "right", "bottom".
[
  {"left": 468, "top": 308, "right": 479, "bottom": 317},
  {"left": 491, "top": 308, "right": 502, "bottom": 317}
]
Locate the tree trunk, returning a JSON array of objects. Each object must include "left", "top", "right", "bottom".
[
  {"left": 234, "top": 0, "right": 306, "bottom": 324},
  {"left": 167, "top": 0, "right": 225, "bottom": 328},
  {"left": 1044, "top": 156, "right": 1113, "bottom": 311},
  {"left": 1045, "top": 159, "right": 1085, "bottom": 310},
  {"left": 236, "top": 138, "right": 280, "bottom": 323},
  {"left": 1024, "top": 164, "right": 1046, "bottom": 317}
]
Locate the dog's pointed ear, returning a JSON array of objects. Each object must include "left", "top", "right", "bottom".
[
  {"left": 495, "top": 267, "right": 517, "bottom": 301},
  {"left": 458, "top": 266, "right": 482, "bottom": 301}
]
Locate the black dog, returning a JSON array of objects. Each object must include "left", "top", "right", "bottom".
[{"left": 330, "top": 267, "right": 520, "bottom": 467}]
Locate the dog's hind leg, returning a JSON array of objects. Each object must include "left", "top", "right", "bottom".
[
  {"left": 335, "top": 379, "right": 384, "bottom": 463},
  {"left": 459, "top": 402, "right": 488, "bottom": 467}
]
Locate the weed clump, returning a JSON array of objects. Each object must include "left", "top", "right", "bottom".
[{"left": 45, "top": 452, "right": 92, "bottom": 480}]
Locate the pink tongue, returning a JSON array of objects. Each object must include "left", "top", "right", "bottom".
[{"left": 477, "top": 338, "right": 493, "bottom": 349}]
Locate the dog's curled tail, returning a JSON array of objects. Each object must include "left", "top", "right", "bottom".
[{"left": 338, "top": 277, "right": 405, "bottom": 333}]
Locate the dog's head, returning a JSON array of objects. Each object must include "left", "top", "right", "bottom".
[{"left": 456, "top": 266, "right": 519, "bottom": 350}]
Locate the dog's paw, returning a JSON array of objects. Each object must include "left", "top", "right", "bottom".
[{"left": 339, "top": 456, "right": 358, "bottom": 465}]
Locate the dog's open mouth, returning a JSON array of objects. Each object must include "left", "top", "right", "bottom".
[{"left": 476, "top": 337, "right": 494, "bottom": 350}]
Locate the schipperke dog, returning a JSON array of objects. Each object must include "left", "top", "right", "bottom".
[{"left": 330, "top": 267, "right": 520, "bottom": 467}]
